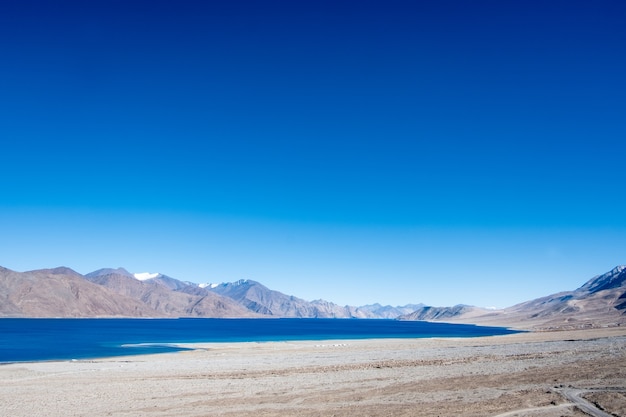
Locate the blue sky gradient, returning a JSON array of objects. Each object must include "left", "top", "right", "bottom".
[{"left": 1, "top": 1, "right": 625, "bottom": 307}]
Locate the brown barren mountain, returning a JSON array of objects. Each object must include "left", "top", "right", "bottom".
[
  {"left": 0, "top": 266, "right": 159, "bottom": 317},
  {"left": 0, "top": 267, "right": 256, "bottom": 318},
  {"left": 83, "top": 270, "right": 257, "bottom": 318},
  {"left": 208, "top": 279, "right": 344, "bottom": 317},
  {"left": 2, "top": 264, "right": 625, "bottom": 327},
  {"left": 410, "top": 265, "right": 626, "bottom": 330},
  {"left": 207, "top": 279, "right": 385, "bottom": 318}
]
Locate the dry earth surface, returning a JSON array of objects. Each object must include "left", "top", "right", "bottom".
[
  {"left": 1, "top": 328, "right": 625, "bottom": 417},
  {"left": 583, "top": 391, "right": 626, "bottom": 416}
]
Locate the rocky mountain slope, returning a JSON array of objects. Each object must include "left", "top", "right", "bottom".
[
  {"left": 84, "top": 269, "right": 255, "bottom": 318},
  {"left": 403, "top": 266, "right": 626, "bottom": 330},
  {"left": 0, "top": 266, "right": 423, "bottom": 319},
  {"left": 355, "top": 303, "right": 425, "bottom": 319},
  {"left": 0, "top": 267, "right": 159, "bottom": 317},
  {"left": 502, "top": 265, "right": 626, "bottom": 329},
  {"left": 205, "top": 279, "right": 422, "bottom": 318},
  {"left": 2, "top": 264, "right": 624, "bottom": 328},
  {"left": 208, "top": 279, "right": 356, "bottom": 318},
  {"left": 399, "top": 304, "right": 490, "bottom": 321}
]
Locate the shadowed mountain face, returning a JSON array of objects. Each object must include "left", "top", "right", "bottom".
[
  {"left": 207, "top": 279, "right": 352, "bottom": 318},
  {"left": 576, "top": 265, "right": 626, "bottom": 295},
  {"left": 206, "top": 279, "right": 422, "bottom": 318},
  {"left": 505, "top": 266, "right": 626, "bottom": 326},
  {"left": 399, "top": 305, "right": 486, "bottom": 321},
  {"left": 355, "top": 303, "right": 425, "bottom": 319}
]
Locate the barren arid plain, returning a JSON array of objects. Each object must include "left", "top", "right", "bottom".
[{"left": 1, "top": 327, "right": 625, "bottom": 417}]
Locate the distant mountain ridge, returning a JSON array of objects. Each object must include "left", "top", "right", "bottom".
[
  {"left": 0, "top": 266, "right": 426, "bottom": 319},
  {"left": 399, "top": 305, "right": 484, "bottom": 321},
  {"left": 1, "top": 264, "right": 624, "bottom": 329},
  {"left": 355, "top": 303, "right": 425, "bottom": 319},
  {"left": 205, "top": 279, "right": 417, "bottom": 318},
  {"left": 86, "top": 268, "right": 135, "bottom": 279}
]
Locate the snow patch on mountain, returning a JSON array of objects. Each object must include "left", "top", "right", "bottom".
[
  {"left": 133, "top": 272, "right": 161, "bottom": 281},
  {"left": 203, "top": 279, "right": 249, "bottom": 289}
]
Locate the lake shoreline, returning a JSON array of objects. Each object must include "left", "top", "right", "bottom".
[
  {"left": 0, "top": 317, "right": 519, "bottom": 363},
  {"left": 1, "top": 327, "right": 624, "bottom": 416}
]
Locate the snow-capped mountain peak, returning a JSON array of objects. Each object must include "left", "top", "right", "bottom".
[
  {"left": 133, "top": 272, "right": 161, "bottom": 281},
  {"left": 199, "top": 279, "right": 249, "bottom": 289}
]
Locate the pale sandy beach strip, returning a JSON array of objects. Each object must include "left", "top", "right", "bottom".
[{"left": 1, "top": 328, "right": 625, "bottom": 417}]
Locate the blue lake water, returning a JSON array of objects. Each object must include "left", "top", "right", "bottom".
[{"left": 0, "top": 318, "right": 520, "bottom": 363}]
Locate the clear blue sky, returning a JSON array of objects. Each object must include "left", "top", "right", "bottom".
[{"left": 1, "top": 0, "right": 625, "bottom": 308}]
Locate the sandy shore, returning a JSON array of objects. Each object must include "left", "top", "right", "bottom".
[{"left": 1, "top": 328, "right": 625, "bottom": 417}]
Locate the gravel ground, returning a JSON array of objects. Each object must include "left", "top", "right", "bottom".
[{"left": 1, "top": 328, "right": 625, "bottom": 417}]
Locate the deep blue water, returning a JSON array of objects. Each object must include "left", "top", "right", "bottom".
[{"left": 0, "top": 318, "right": 520, "bottom": 363}]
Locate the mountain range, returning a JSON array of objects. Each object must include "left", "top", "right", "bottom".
[
  {"left": 1, "top": 265, "right": 624, "bottom": 329},
  {"left": 408, "top": 265, "right": 626, "bottom": 330}
]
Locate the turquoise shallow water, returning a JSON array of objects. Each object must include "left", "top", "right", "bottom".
[{"left": 0, "top": 318, "right": 520, "bottom": 363}]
